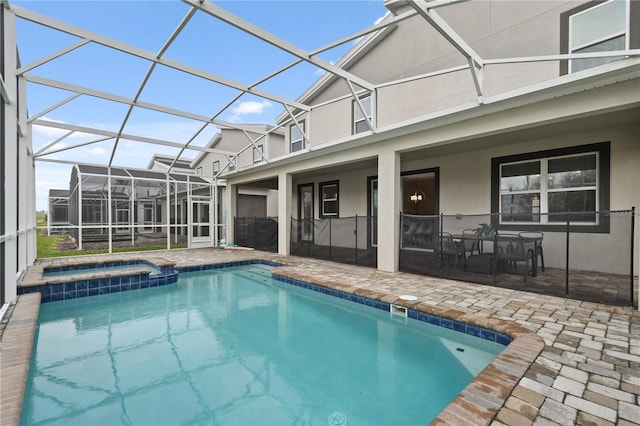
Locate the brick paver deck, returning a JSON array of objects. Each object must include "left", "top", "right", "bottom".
[{"left": 2, "top": 248, "right": 639, "bottom": 425}]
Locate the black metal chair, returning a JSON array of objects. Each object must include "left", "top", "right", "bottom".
[
  {"left": 460, "top": 228, "right": 481, "bottom": 257},
  {"left": 519, "top": 231, "right": 544, "bottom": 275},
  {"left": 495, "top": 233, "right": 536, "bottom": 281},
  {"left": 434, "top": 232, "right": 465, "bottom": 269}
]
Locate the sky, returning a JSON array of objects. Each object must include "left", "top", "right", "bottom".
[{"left": 11, "top": 0, "right": 389, "bottom": 210}]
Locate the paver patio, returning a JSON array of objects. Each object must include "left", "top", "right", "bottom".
[{"left": 2, "top": 248, "right": 639, "bottom": 425}]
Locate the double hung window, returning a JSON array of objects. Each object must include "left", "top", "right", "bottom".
[
  {"left": 228, "top": 157, "right": 237, "bottom": 171},
  {"left": 320, "top": 181, "right": 339, "bottom": 217},
  {"left": 196, "top": 166, "right": 203, "bottom": 176},
  {"left": 499, "top": 152, "right": 599, "bottom": 225},
  {"left": 212, "top": 161, "right": 220, "bottom": 175},
  {"left": 353, "top": 95, "right": 372, "bottom": 134},
  {"left": 290, "top": 122, "right": 304, "bottom": 152},
  {"left": 253, "top": 145, "right": 263, "bottom": 164},
  {"left": 569, "top": 0, "right": 629, "bottom": 73}
]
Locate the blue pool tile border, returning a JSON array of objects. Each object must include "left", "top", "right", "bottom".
[
  {"left": 272, "top": 274, "right": 512, "bottom": 347},
  {"left": 176, "top": 259, "right": 282, "bottom": 273},
  {"left": 19, "top": 263, "right": 178, "bottom": 303}
]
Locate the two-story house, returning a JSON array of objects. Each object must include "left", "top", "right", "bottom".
[{"left": 216, "top": 0, "right": 639, "bottom": 299}]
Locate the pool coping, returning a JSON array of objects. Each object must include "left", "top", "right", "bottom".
[
  {"left": 17, "top": 259, "right": 179, "bottom": 303},
  {"left": 0, "top": 293, "right": 40, "bottom": 426},
  {"left": 4, "top": 257, "right": 545, "bottom": 426}
]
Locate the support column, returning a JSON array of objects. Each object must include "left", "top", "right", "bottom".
[
  {"left": 377, "top": 148, "right": 401, "bottom": 272},
  {"left": 2, "top": 8, "right": 18, "bottom": 303},
  {"left": 107, "top": 168, "right": 112, "bottom": 253},
  {"left": 223, "top": 181, "right": 237, "bottom": 244},
  {"left": 277, "top": 172, "right": 291, "bottom": 256}
]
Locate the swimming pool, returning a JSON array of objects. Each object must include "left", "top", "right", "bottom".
[{"left": 21, "top": 264, "right": 505, "bottom": 425}]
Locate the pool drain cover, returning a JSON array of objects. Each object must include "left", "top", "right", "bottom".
[{"left": 328, "top": 411, "right": 347, "bottom": 425}]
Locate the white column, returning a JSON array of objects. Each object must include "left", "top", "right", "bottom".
[
  {"left": 3, "top": 9, "right": 18, "bottom": 302},
  {"left": 212, "top": 179, "right": 219, "bottom": 245},
  {"left": 223, "top": 181, "right": 237, "bottom": 244},
  {"left": 107, "top": 167, "right": 113, "bottom": 253},
  {"left": 165, "top": 175, "right": 170, "bottom": 250},
  {"left": 377, "top": 148, "right": 401, "bottom": 272},
  {"left": 77, "top": 170, "right": 83, "bottom": 250},
  {"left": 277, "top": 172, "right": 291, "bottom": 255}
]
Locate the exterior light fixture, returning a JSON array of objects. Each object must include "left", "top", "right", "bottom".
[{"left": 409, "top": 190, "right": 425, "bottom": 205}]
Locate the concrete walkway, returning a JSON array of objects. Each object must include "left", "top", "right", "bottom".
[{"left": 3, "top": 248, "right": 639, "bottom": 425}]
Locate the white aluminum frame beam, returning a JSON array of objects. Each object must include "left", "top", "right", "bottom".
[
  {"left": 346, "top": 81, "right": 375, "bottom": 133},
  {"left": 11, "top": 4, "right": 310, "bottom": 112},
  {"left": 109, "top": 6, "right": 198, "bottom": 166},
  {"left": 34, "top": 136, "right": 113, "bottom": 158},
  {"left": 22, "top": 74, "right": 268, "bottom": 136},
  {"left": 16, "top": 39, "right": 90, "bottom": 75},
  {"left": 406, "top": 0, "right": 484, "bottom": 99},
  {"left": 31, "top": 119, "right": 236, "bottom": 155},
  {"left": 282, "top": 105, "right": 310, "bottom": 148},
  {"left": 183, "top": 0, "right": 375, "bottom": 92},
  {"left": 33, "top": 129, "right": 75, "bottom": 156},
  {"left": 27, "top": 92, "right": 81, "bottom": 124},
  {"left": 483, "top": 49, "right": 640, "bottom": 65},
  {"left": 0, "top": 74, "right": 10, "bottom": 104}
]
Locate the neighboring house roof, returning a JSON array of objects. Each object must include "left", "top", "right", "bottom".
[
  {"left": 146, "top": 154, "right": 193, "bottom": 170},
  {"left": 48, "top": 189, "right": 70, "bottom": 198},
  {"left": 74, "top": 164, "right": 208, "bottom": 184}
]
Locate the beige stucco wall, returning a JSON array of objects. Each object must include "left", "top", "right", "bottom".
[
  {"left": 280, "top": 1, "right": 611, "bottom": 147},
  {"left": 194, "top": 129, "right": 285, "bottom": 176}
]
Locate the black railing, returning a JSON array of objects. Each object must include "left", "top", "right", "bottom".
[
  {"left": 234, "top": 216, "right": 278, "bottom": 252},
  {"left": 290, "top": 216, "right": 377, "bottom": 268},
  {"left": 400, "top": 210, "right": 636, "bottom": 307}
]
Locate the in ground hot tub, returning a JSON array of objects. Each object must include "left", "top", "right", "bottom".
[{"left": 18, "top": 259, "right": 178, "bottom": 302}]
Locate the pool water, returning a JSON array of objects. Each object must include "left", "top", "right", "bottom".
[
  {"left": 22, "top": 264, "right": 504, "bottom": 426},
  {"left": 43, "top": 262, "right": 161, "bottom": 278}
]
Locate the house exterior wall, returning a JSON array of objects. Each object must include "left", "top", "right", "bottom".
[
  {"left": 279, "top": 0, "right": 638, "bottom": 149},
  {"left": 194, "top": 128, "right": 285, "bottom": 176}
]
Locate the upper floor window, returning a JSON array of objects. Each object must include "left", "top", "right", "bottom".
[
  {"left": 253, "top": 145, "right": 263, "bottom": 164},
  {"left": 290, "top": 121, "right": 304, "bottom": 153},
  {"left": 212, "top": 160, "right": 220, "bottom": 175},
  {"left": 228, "top": 157, "right": 237, "bottom": 171},
  {"left": 568, "top": 0, "right": 629, "bottom": 73},
  {"left": 196, "top": 166, "right": 203, "bottom": 176},
  {"left": 353, "top": 95, "right": 372, "bottom": 134},
  {"left": 320, "top": 180, "right": 339, "bottom": 217},
  {"left": 492, "top": 142, "right": 610, "bottom": 232}
]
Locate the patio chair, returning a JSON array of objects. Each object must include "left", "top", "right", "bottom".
[
  {"left": 519, "top": 231, "right": 544, "bottom": 275},
  {"left": 434, "top": 232, "right": 464, "bottom": 269},
  {"left": 402, "top": 221, "right": 419, "bottom": 248},
  {"left": 495, "top": 233, "right": 536, "bottom": 281},
  {"left": 460, "top": 228, "right": 481, "bottom": 258}
]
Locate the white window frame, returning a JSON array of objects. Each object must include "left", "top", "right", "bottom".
[
  {"left": 228, "top": 157, "right": 237, "bottom": 171},
  {"left": 196, "top": 166, "right": 203, "bottom": 176},
  {"left": 568, "top": 0, "right": 630, "bottom": 73},
  {"left": 499, "top": 152, "right": 599, "bottom": 225},
  {"left": 253, "top": 144, "right": 263, "bottom": 164},
  {"left": 320, "top": 181, "right": 339, "bottom": 218},
  {"left": 290, "top": 122, "right": 304, "bottom": 153},
  {"left": 353, "top": 95, "right": 372, "bottom": 134},
  {"left": 212, "top": 161, "right": 220, "bottom": 175}
]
